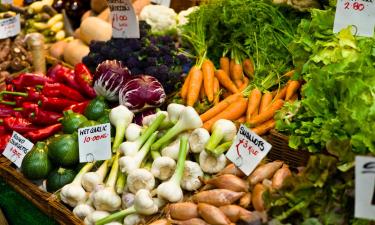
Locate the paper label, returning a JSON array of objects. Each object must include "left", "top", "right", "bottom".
[
  {"left": 355, "top": 156, "right": 375, "bottom": 220},
  {"left": 0, "top": 14, "right": 21, "bottom": 39},
  {"left": 226, "top": 125, "right": 272, "bottom": 176},
  {"left": 151, "top": 0, "right": 171, "bottom": 7},
  {"left": 107, "top": 0, "right": 140, "bottom": 38},
  {"left": 1, "top": 0, "right": 13, "bottom": 4},
  {"left": 333, "top": 0, "right": 375, "bottom": 37},
  {"left": 78, "top": 123, "right": 112, "bottom": 162},
  {"left": 2, "top": 132, "right": 34, "bottom": 168}
]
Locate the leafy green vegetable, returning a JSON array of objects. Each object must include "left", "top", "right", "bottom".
[{"left": 275, "top": 9, "right": 375, "bottom": 164}]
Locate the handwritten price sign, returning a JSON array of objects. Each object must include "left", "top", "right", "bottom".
[
  {"left": 2, "top": 132, "right": 34, "bottom": 167},
  {"left": 0, "top": 14, "right": 21, "bottom": 39},
  {"left": 78, "top": 123, "right": 111, "bottom": 162},
  {"left": 226, "top": 125, "right": 272, "bottom": 176},
  {"left": 333, "top": 0, "right": 375, "bottom": 37},
  {"left": 108, "top": 0, "right": 139, "bottom": 38},
  {"left": 355, "top": 156, "right": 375, "bottom": 220},
  {"left": 151, "top": 0, "right": 171, "bottom": 7}
]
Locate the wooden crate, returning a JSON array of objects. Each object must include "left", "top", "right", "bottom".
[{"left": 0, "top": 157, "right": 84, "bottom": 225}]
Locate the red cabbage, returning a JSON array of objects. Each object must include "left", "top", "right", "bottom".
[
  {"left": 119, "top": 75, "right": 166, "bottom": 112},
  {"left": 94, "top": 60, "right": 131, "bottom": 102},
  {"left": 134, "top": 108, "right": 156, "bottom": 125}
]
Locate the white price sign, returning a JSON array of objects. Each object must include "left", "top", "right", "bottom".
[
  {"left": 2, "top": 131, "right": 34, "bottom": 168},
  {"left": 333, "top": 0, "right": 375, "bottom": 37},
  {"left": 151, "top": 0, "right": 171, "bottom": 7},
  {"left": 1, "top": 0, "right": 13, "bottom": 4},
  {"left": 355, "top": 156, "right": 375, "bottom": 220},
  {"left": 226, "top": 125, "right": 272, "bottom": 176},
  {"left": 0, "top": 14, "right": 21, "bottom": 39},
  {"left": 108, "top": 0, "right": 140, "bottom": 38},
  {"left": 78, "top": 123, "right": 112, "bottom": 162}
]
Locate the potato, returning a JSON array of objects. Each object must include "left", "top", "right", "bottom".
[
  {"left": 49, "top": 40, "right": 67, "bottom": 59},
  {"left": 63, "top": 39, "right": 89, "bottom": 66}
]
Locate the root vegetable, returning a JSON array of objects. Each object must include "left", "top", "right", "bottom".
[
  {"left": 127, "top": 168, "right": 155, "bottom": 194},
  {"left": 181, "top": 160, "right": 203, "bottom": 191},
  {"left": 271, "top": 164, "right": 291, "bottom": 190},
  {"left": 188, "top": 128, "right": 210, "bottom": 153},
  {"left": 151, "top": 156, "right": 176, "bottom": 181},
  {"left": 148, "top": 219, "right": 171, "bottom": 225},
  {"left": 248, "top": 161, "right": 283, "bottom": 185},
  {"left": 63, "top": 39, "right": 89, "bottom": 66},
  {"left": 125, "top": 123, "right": 142, "bottom": 142},
  {"left": 218, "top": 164, "right": 245, "bottom": 177},
  {"left": 110, "top": 105, "right": 134, "bottom": 151},
  {"left": 170, "top": 218, "right": 208, "bottom": 225},
  {"left": 205, "top": 174, "right": 248, "bottom": 192},
  {"left": 168, "top": 202, "right": 198, "bottom": 220},
  {"left": 193, "top": 189, "right": 245, "bottom": 206},
  {"left": 84, "top": 211, "right": 110, "bottom": 225},
  {"left": 199, "top": 150, "right": 227, "bottom": 174},
  {"left": 252, "top": 183, "right": 265, "bottom": 211},
  {"left": 205, "top": 119, "right": 236, "bottom": 152},
  {"left": 123, "top": 214, "right": 142, "bottom": 225},
  {"left": 239, "top": 192, "right": 252, "bottom": 208},
  {"left": 198, "top": 203, "right": 231, "bottom": 225},
  {"left": 167, "top": 103, "right": 186, "bottom": 124},
  {"left": 82, "top": 160, "right": 109, "bottom": 192},
  {"left": 219, "top": 205, "right": 255, "bottom": 223},
  {"left": 80, "top": 17, "right": 112, "bottom": 44},
  {"left": 73, "top": 203, "right": 95, "bottom": 219},
  {"left": 49, "top": 40, "right": 67, "bottom": 59}
]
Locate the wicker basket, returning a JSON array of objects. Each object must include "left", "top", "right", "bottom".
[
  {"left": 0, "top": 156, "right": 84, "bottom": 225},
  {"left": 266, "top": 129, "right": 310, "bottom": 167}
]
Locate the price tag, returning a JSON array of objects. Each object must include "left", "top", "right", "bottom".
[
  {"left": 1, "top": 0, "right": 13, "bottom": 4},
  {"left": 107, "top": 0, "right": 140, "bottom": 38},
  {"left": 333, "top": 0, "right": 375, "bottom": 37},
  {"left": 151, "top": 0, "right": 171, "bottom": 7},
  {"left": 2, "top": 132, "right": 34, "bottom": 168},
  {"left": 0, "top": 14, "right": 21, "bottom": 39},
  {"left": 78, "top": 123, "right": 112, "bottom": 162},
  {"left": 355, "top": 156, "right": 375, "bottom": 220},
  {"left": 226, "top": 125, "right": 272, "bottom": 176}
]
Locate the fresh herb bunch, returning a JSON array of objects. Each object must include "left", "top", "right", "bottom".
[
  {"left": 265, "top": 154, "right": 370, "bottom": 225},
  {"left": 275, "top": 9, "right": 375, "bottom": 162},
  {"left": 83, "top": 21, "right": 192, "bottom": 94}
]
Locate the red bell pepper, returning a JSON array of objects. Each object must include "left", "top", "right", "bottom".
[
  {"left": 74, "top": 63, "right": 97, "bottom": 98},
  {"left": 46, "top": 64, "right": 69, "bottom": 83},
  {"left": 0, "top": 133, "right": 12, "bottom": 153},
  {"left": 24, "top": 123, "right": 62, "bottom": 142},
  {"left": 3, "top": 117, "right": 38, "bottom": 134},
  {"left": 11, "top": 73, "right": 53, "bottom": 91},
  {"left": 42, "top": 82, "right": 86, "bottom": 102},
  {"left": 39, "top": 96, "right": 78, "bottom": 112},
  {"left": 21, "top": 102, "right": 62, "bottom": 126},
  {"left": 63, "top": 101, "right": 90, "bottom": 114}
]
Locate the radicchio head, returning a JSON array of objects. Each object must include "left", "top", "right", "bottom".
[
  {"left": 119, "top": 75, "right": 166, "bottom": 112},
  {"left": 93, "top": 60, "right": 131, "bottom": 102}
]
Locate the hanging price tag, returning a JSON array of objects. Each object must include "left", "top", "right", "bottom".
[
  {"left": 2, "top": 132, "right": 34, "bottom": 168},
  {"left": 333, "top": 0, "right": 375, "bottom": 37},
  {"left": 355, "top": 156, "right": 375, "bottom": 220},
  {"left": 107, "top": 0, "right": 140, "bottom": 38},
  {"left": 226, "top": 125, "right": 272, "bottom": 176},
  {"left": 151, "top": 0, "right": 171, "bottom": 7},
  {"left": 78, "top": 123, "right": 112, "bottom": 162},
  {"left": 0, "top": 14, "right": 21, "bottom": 39}
]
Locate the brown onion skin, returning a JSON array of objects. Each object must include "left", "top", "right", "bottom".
[
  {"left": 148, "top": 219, "right": 171, "bottom": 225},
  {"left": 198, "top": 203, "right": 231, "bottom": 225},
  {"left": 168, "top": 202, "right": 199, "bottom": 221},
  {"left": 272, "top": 164, "right": 292, "bottom": 190},
  {"left": 206, "top": 174, "right": 249, "bottom": 192},
  {"left": 252, "top": 183, "right": 266, "bottom": 211},
  {"left": 248, "top": 161, "right": 283, "bottom": 185},
  {"left": 239, "top": 192, "right": 252, "bottom": 208},
  {"left": 218, "top": 163, "right": 245, "bottom": 177},
  {"left": 170, "top": 218, "right": 209, "bottom": 225},
  {"left": 193, "top": 189, "right": 245, "bottom": 206},
  {"left": 219, "top": 205, "right": 255, "bottom": 223}
]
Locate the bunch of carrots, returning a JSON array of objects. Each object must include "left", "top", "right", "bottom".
[{"left": 180, "top": 55, "right": 301, "bottom": 136}]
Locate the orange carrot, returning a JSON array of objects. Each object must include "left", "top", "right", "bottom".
[
  {"left": 180, "top": 73, "right": 191, "bottom": 99},
  {"left": 220, "top": 57, "right": 230, "bottom": 79},
  {"left": 202, "top": 59, "right": 215, "bottom": 102},
  {"left": 200, "top": 84, "right": 205, "bottom": 100},
  {"left": 259, "top": 92, "right": 273, "bottom": 113},
  {"left": 239, "top": 77, "right": 249, "bottom": 91},
  {"left": 187, "top": 66, "right": 203, "bottom": 106},
  {"left": 229, "top": 58, "right": 235, "bottom": 79},
  {"left": 285, "top": 80, "right": 301, "bottom": 100},
  {"left": 245, "top": 88, "right": 262, "bottom": 123},
  {"left": 284, "top": 70, "right": 295, "bottom": 78},
  {"left": 273, "top": 83, "right": 288, "bottom": 101},
  {"left": 215, "top": 69, "right": 239, "bottom": 94},
  {"left": 203, "top": 98, "right": 248, "bottom": 131},
  {"left": 251, "top": 119, "right": 276, "bottom": 135},
  {"left": 243, "top": 58, "right": 255, "bottom": 78},
  {"left": 232, "top": 62, "right": 244, "bottom": 87},
  {"left": 289, "top": 93, "right": 298, "bottom": 102},
  {"left": 236, "top": 116, "right": 246, "bottom": 123},
  {"left": 200, "top": 93, "right": 241, "bottom": 122},
  {"left": 249, "top": 99, "right": 284, "bottom": 126},
  {"left": 213, "top": 77, "right": 220, "bottom": 105}
]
